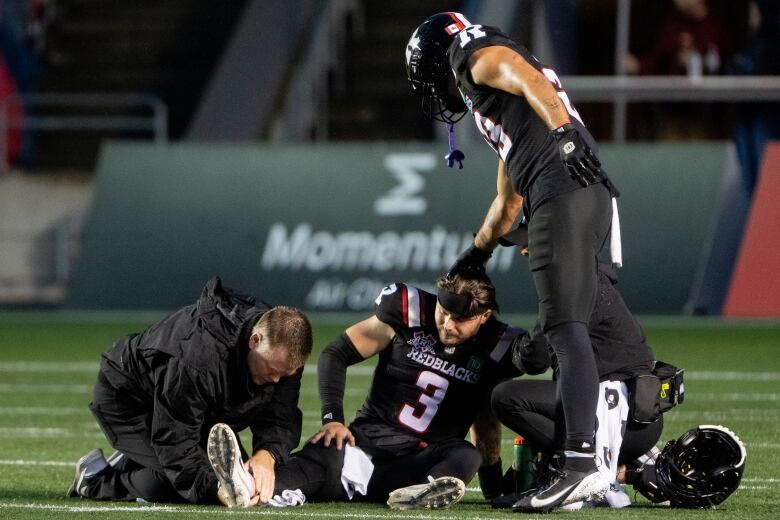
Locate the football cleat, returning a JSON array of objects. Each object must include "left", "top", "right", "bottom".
[
  {"left": 513, "top": 466, "right": 608, "bottom": 513},
  {"left": 387, "top": 475, "right": 465, "bottom": 510},
  {"left": 207, "top": 423, "right": 255, "bottom": 507},
  {"left": 66, "top": 447, "right": 109, "bottom": 498}
]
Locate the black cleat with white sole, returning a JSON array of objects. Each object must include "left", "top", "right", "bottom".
[{"left": 512, "top": 467, "right": 607, "bottom": 513}]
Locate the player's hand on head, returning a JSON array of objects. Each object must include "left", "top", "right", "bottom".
[
  {"left": 447, "top": 243, "right": 493, "bottom": 277},
  {"left": 553, "top": 123, "right": 602, "bottom": 186},
  {"left": 307, "top": 422, "right": 355, "bottom": 450},
  {"left": 245, "top": 450, "right": 276, "bottom": 504}
]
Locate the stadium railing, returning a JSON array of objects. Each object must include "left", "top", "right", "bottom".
[
  {"left": 0, "top": 92, "right": 168, "bottom": 173},
  {"left": 564, "top": 76, "right": 780, "bottom": 142}
]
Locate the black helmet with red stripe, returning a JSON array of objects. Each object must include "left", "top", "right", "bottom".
[{"left": 405, "top": 12, "right": 471, "bottom": 123}]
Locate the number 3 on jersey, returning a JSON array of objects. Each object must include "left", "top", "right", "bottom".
[{"left": 398, "top": 371, "right": 449, "bottom": 432}]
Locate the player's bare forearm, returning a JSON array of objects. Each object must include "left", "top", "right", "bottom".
[
  {"left": 470, "top": 407, "right": 502, "bottom": 466},
  {"left": 474, "top": 162, "right": 522, "bottom": 251},
  {"left": 523, "top": 69, "right": 570, "bottom": 130},
  {"left": 475, "top": 199, "right": 513, "bottom": 250}
]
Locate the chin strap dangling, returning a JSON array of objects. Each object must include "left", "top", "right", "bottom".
[{"left": 444, "top": 122, "right": 465, "bottom": 169}]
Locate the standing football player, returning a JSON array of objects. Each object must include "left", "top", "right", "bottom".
[{"left": 405, "top": 12, "right": 623, "bottom": 512}]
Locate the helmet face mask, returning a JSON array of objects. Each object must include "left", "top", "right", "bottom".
[
  {"left": 653, "top": 425, "right": 747, "bottom": 508},
  {"left": 405, "top": 12, "right": 470, "bottom": 123}
]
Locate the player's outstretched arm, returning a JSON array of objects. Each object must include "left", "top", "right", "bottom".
[
  {"left": 474, "top": 160, "right": 523, "bottom": 252},
  {"left": 451, "top": 161, "right": 522, "bottom": 277},
  {"left": 315, "top": 316, "right": 394, "bottom": 447}
]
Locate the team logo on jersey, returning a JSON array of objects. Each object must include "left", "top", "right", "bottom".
[
  {"left": 407, "top": 331, "right": 437, "bottom": 356},
  {"left": 467, "top": 356, "right": 483, "bottom": 373},
  {"left": 605, "top": 388, "right": 619, "bottom": 410},
  {"left": 406, "top": 348, "right": 480, "bottom": 384}
]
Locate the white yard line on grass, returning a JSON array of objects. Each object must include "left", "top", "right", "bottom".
[
  {"left": 0, "top": 428, "right": 104, "bottom": 439},
  {"left": 665, "top": 410, "right": 780, "bottom": 422},
  {"left": 0, "top": 362, "right": 98, "bottom": 372},
  {"left": 0, "top": 383, "right": 92, "bottom": 394},
  {"left": 694, "top": 393, "right": 780, "bottom": 401},
  {"left": 0, "top": 459, "right": 74, "bottom": 467},
  {"left": 0, "top": 406, "right": 89, "bottom": 415},
  {"left": 0, "top": 502, "right": 500, "bottom": 519},
  {"left": 684, "top": 371, "right": 780, "bottom": 381}
]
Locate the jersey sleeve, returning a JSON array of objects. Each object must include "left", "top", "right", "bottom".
[
  {"left": 448, "top": 25, "right": 522, "bottom": 74},
  {"left": 490, "top": 325, "right": 527, "bottom": 380},
  {"left": 374, "top": 282, "right": 430, "bottom": 331}
]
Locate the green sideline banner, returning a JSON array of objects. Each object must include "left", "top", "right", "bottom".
[{"left": 66, "top": 141, "right": 729, "bottom": 314}]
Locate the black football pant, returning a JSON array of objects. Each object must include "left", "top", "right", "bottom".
[
  {"left": 360, "top": 438, "right": 480, "bottom": 502},
  {"left": 275, "top": 438, "right": 481, "bottom": 503},
  {"left": 274, "top": 441, "right": 347, "bottom": 501},
  {"left": 84, "top": 372, "right": 218, "bottom": 503},
  {"left": 528, "top": 183, "right": 612, "bottom": 453},
  {"left": 491, "top": 379, "right": 663, "bottom": 465}
]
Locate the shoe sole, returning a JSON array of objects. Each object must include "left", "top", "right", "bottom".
[
  {"left": 387, "top": 477, "right": 465, "bottom": 510},
  {"left": 561, "top": 471, "right": 608, "bottom": 506},
  {"left": 207, "top": 424, "right": 252, "bottom": 507}
]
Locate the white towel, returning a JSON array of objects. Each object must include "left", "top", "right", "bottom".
[
  {"left": 610, "top": 197, "right": 623, "bottom": 268},
  {"left": 595, "top": 380, "right": 631, "bottom": 508},
  {"left": 268, "top": 489, "right": 306, "bottom": 507},
  {"left": 340, "top": 444, "right": 375, "bottom": 499}
]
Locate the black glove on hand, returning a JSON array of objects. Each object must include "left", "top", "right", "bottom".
[
  {"left": 447, "top": 243, "right": 492, "bottom": 277},
  {"left": 553, "top": 123, "right": 602, "bottom": 186}
]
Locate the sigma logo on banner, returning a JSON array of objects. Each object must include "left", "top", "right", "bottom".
[{"left": 373, "top": 153, "right": 435, "bottom": 216}]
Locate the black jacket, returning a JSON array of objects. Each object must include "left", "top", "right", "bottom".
[{"left": 96, "top": 277, "right": 303, "bottom": 503}]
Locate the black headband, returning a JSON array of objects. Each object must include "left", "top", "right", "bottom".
[{"left": 437, "top": 287, "right": 474, "bottom": 317}]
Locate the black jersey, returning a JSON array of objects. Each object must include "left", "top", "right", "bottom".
[
  {"left": 448, "top": 25, "right": 595, "bottom": 213},
  {"left": 350, "top": 283, "right": 523, "bottom": 457}
]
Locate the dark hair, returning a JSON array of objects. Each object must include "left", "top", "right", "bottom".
[
  {"left": 254, "top": 306, "right": 313, "bottom": 367},
  {"left": 436, "top": 273, "right": 499, "bottom": 316}
]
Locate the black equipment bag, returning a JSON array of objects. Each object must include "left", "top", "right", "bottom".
[{"left": 630, "top": 361, "right": 684, "bottom": 423}]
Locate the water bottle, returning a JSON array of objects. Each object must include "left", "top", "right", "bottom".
[{"left": 513, "top": 435, "right": 537, "bottom": 493}]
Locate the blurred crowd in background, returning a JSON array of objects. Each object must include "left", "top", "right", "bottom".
[
  {"left": 0, "top": 0, "right": 777, "bottom": 182},
  {"left": 0, "top": 0, "right": 51, "bottom": 163}
]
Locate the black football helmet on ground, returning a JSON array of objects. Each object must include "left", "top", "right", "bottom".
[
  {"left": 633, "top": 425, "right": 746, "bottom": 508},
  {"left": 405, "top": 12, "right": 471, "bottom": 123}
]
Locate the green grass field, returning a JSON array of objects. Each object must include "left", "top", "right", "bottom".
[{"left": 0, "top": 312, "right": 778, "bottom": 519}]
